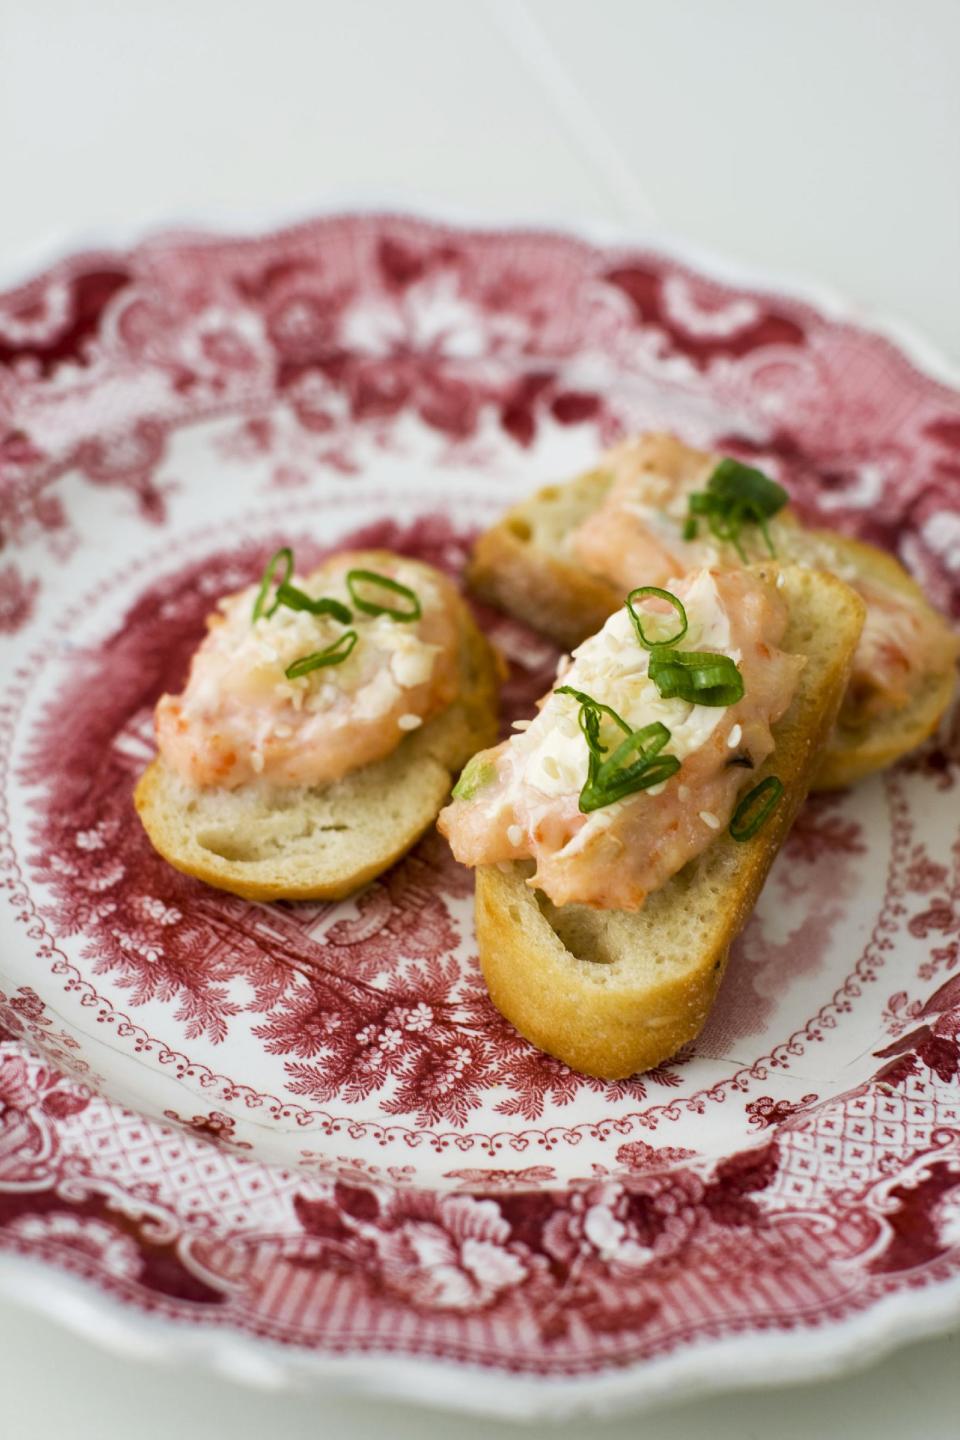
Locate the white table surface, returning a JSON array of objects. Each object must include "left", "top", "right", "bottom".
[{"left": 1, "top": 1, "right": 959, "bottom": 1432}]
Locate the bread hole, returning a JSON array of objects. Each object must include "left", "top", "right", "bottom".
[
  {"left": 537, "top": 894, "right": 617, "bottom": 965},
  {"left": 313, "top": 823, "right": 349, "bottom": 833},
  {"left": 507, "top": 517, "right": 532, "bottom": 543},
  {"left": 197, "top": 830, "right": 261, "bottom": 863},
  {"left": 539, "top": 486, "right": 560, "bottom": 502},
  {"left": 508, "top": 905, "right": 522, "bottom": 924}
]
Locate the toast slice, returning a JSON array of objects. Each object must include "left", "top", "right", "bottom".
[
  {"left": 473, "top": 563, "right": 865, "bottom": 1080},
  {"left": 469, "top": 467, "right": 624, "bottom": 648},
  {"left": 468, "top": 441, "right": 958, "bottom": 790},
  {"left": 789, "top": 530, "right": 959, "bottom": 788},
  {"left": 134, "top": 590, "right": 500, "bottom": 902}
]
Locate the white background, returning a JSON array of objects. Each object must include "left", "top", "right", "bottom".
[{"left": 1, "top": 0, "right": 958, "bottom": 1434}]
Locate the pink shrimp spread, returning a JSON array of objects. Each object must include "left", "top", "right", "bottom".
[
  {"left": 569, "top": 434, "right": 948, "bottom": 728},
  {"left": 841, "top": 578, "right": 951, "bottom": 725},
  {"left": 156, "top": 552, "right": 461, "bottom": 789},
  {"left": 439, "top": 568, "right": 802, "bottom": 911},
  {"left": 572, "top": 434, "right": 716, "bottom": 591}
]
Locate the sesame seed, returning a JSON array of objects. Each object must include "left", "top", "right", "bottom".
[
  {"left": 507, "top": 824, "right": 524, "bottom": 847},
  {"left": 678, "top": 785, "right": 690, "bottom": 802},
  {"left": 398, "top": 713, "right": 423, "bottom": 731},
  {"left": 699, "top": 810, "right": 721, "bottom": 829},
  {"left": 512, "top": 719, "right": 531, "bottom": 731},
  {"left": 776, "top": 572, "right": 786, "bottom": 589},
  {"left": 274, "top": 724, "right": 293, "bottom": 739},
  {"left": 727, "top": 723, "right": 742, "bottom": 748},
  {"left": 251, "top": 750, "right": 265, "bottom": 774},
  {"left": 645, "top": 782, "right": 667, "bottom": 797},
  {"left": 542, "top": 755, "right": 560, "bottom": 780}
]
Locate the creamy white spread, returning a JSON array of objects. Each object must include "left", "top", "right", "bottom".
[{"left": 516, "top": 571, "right": 734, "bottom": 817}]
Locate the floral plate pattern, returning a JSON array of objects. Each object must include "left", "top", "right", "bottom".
[{"left": 0, "top": 209, "right": 959, "bottom": 1417}]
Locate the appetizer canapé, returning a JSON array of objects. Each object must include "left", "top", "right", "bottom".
[
  {"left": 135, "top": 548, "right": 499, "bottom": 901},
  {"left": 442, "top": 562, "right": 866, "bottom": 1079}
]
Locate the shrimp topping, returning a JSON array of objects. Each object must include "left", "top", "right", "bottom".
[
  {"left": 156, "top": 551, "right": 461, "bottom": 788},
  {"left": 440, "top": 568, "right": 802, "bottom": 911}
]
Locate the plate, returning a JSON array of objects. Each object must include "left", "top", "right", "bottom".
[{"left": 1, "top": 208, "right": 959, "bottom": 1419}]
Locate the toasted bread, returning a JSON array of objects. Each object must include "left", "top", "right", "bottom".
[
  {"left": 790, "top": 530, "right": 959, "bottom": 788},
  {"left": 467, "top": 443, "right": 957, "bottom": 790},
  {"left": 473, "top": 564, "right": 865, "bottom": 1079},
  {"left": 469, "top": 467, "right": 624, "bottom": 647},
  {"left": 135, "top": 582, "right": 500, "bottom": 902}
]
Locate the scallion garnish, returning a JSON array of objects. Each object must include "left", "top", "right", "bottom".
[
  {"left": 347, "top": 569, "right": 421, "bottom": 622},
  {"left": 626, "top": 586, "right": 689, "bottom": 650},
  {"left": 683, "top": 458, "right": 788, "bottom": 561},
  {"left": 555, "top": 684, "right": 633, "bottom": 745},
  {"left": 647, "top": 648, "right": 745, "bottom": 707},
  {"left": 252, "top": 547, "right": 294, "bottom": 622},
  {"left": 555, "top": 685, "right": 680, "bottom": 813},
  {"left": 284, "top": 630, "right": 358, "bottom": 678},
  {"left": 452, "top": 755, "right": 497, "bottom": 800},
  {"left": 252, "top": 548, "right": 354, "bottom": 626},
  {"left": 275, "top": 582, "right": 353, "bottom": 626},
  {"left": 619, "top": 585, "right": 746, "bottom": 706},
  {"left": 729, "top": 775, "right": 784, "bottom": 841}
]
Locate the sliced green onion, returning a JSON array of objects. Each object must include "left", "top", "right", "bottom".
[
  {"left": 555, "top": 685, "right": 680, "bottom": 813},
  {"left": 252, "top": 547, "right": 294, "bottom": 622},
  {"left": 284, "top": 630, "right": 358, "bottom": 678},
  {"left": 648, "top": 649, "right": 745, "bottom": 707},
  {"left": 729, "top": 775, "right": 785, "bottom": 841},
  {"left": 580, "top": 753, "right": 680, "bottom": 812},
  {"left": 683, "top": 457, "right": 788, "bottom": 561},
  {"left": 275, "top": 582, "right": 353, "bottom": 626},
  {"left": 347, "top": 568, "right": 421, "bottom": 622},
  {"left": 581, "top": 722, "right": 678, "bottom": 811},
  {"left": 600, "top": 720, "right": 671, "bottom": 773},
  {"left": 556, "top": 685, "right": 631, "bottom": 749},
  {"left": 707, "top": 458, "right": 788, "bottom": 517},
  {"left": 452, "top": 756, "right": 497, "bottom": 801},
  {"left": 626, "top": 586, "right": 688, "bottom": 650}
]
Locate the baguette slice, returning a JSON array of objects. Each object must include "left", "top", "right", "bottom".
[
  {"left": 468, "top": 448, "right": 958, "bottom": 790},
  {"left": 790, "top": 529, "right": 959, "bottom": 789},
  {"left": 135, "top": 585, "right": 500, "bottom": 902},
  {"left": 474, "top": 563, "right": 865, "bottom": 1080},
  {"left": 469, "top": 467, "right": 625, "bottom": 649}
]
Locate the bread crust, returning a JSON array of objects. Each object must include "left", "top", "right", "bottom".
[
  {"left": 798, "top": 531, "right": 959, "bottom": 788},
  {"left": 474, "top": 564, "right": 866, "bottom": 1079},
  {"left": 467, "top": 458, "right": 958, "bottom": 789},
  {"left": 467, "top": 470, "right": 623, "bottom": 649},
  {"left": 134, "top": 559, "right": 500, "bottom": 901}
]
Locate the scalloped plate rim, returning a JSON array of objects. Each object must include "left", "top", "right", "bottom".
[
  {"left": 1, "top": 1249, "right": 958, "bottom": 1421},
  {"left": 1, "top": 190, "right": 958, "bottom": 392}
]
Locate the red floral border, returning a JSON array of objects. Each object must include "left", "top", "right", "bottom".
[{"left": 0, "top": 1020, "right": 958, "bottom": 1378}]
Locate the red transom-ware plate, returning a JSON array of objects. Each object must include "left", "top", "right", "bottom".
[{"left": 0, "top": 207, "right": 959, "bottom": 1418}]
